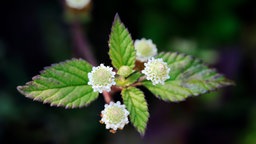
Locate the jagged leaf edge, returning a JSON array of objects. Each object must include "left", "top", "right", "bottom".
[
  {"left": 121, "top": 87, "right": 149, "bottom": 135},
  {"left": 142, "top": 52, "right": 235, "bottom": 102},
  {"left": 17, "top": 58, "right": 99, "bottom": 109},
  {"left": 108, "top": 14, "right": 136, "bottom": 70}
]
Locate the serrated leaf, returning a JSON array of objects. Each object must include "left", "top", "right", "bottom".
[
  {"left": 17, "top": 59, "right": 99, "bottom": 108},
  {"left": 143, "top": 52, "right": 234, "bottom": 102},
  {"left": 121, "top": 87, "right": 149, "bottom": 135},
  {"left": 109, "top": 14, "right": 136, "bottom": 70}
]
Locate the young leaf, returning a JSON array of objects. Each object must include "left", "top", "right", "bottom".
[
  {"left": 17, "top": 59, "right": 99, "bottom": 108},
  {"left": 121, "top": 87, "right": 149, "bottom": 135},
  {"left": 116, "top": 72, "right": 142, "bottom": 87},
  {"left": 125, "top": 72, "right": 142, "bottom": 86},
  {"left": 109, "top": 14, "right": 136, "bottom": 70},
  {"left": 143, "top": 52, "right": 234, "bottom": 102}
]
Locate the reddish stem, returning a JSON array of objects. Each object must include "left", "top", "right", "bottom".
[
  {"left": 63, "top": 0, "right": 115, "bottom": 104},
  {"left": 103, "top": 91, "right": 112, "bottom": 104},
  {"left": 71, "top": 21, "right": 97, "bottom": 66}
]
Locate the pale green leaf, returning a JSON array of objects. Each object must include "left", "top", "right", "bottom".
[
  {"left": 17, "top": 59, "right": 99, "bottom": 108},
  {"left": 122, "top": 87, "right": 149, "bottom": 135},
  {"left": 109, "top": 14, "right": 136, "bottom": 70},
  {"left": 143, "top": 52, "right": 234, "bottom": 102}
]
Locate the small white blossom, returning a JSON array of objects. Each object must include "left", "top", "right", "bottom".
[
  {"left": 88, "top": 64, "right": 116, "bottom": 93},
  {"left": 134, "top": 38, "right": 157, "bottom": 62},
  {"left": 66, "top": 0, "right": 90, "bottom": 9},
  {"left": 100, "top": 101, "right": 129, "bottom": 131},
  {"left": 142, "top": 58, "right": 170, "bottom": 85}
]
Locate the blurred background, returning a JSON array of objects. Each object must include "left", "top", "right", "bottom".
[{"left": 0, "top": 0, "right": 255, "bottom": 143}]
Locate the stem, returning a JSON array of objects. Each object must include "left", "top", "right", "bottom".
[
  {"left": 103, "top": 91, "right": 112, "bottom": 104},
  {"left": 110, "top": 86, "right": 122, "bottom": 94},
  {"left": 71, "top": 21, "right": 97, "bottom": 66},
  {"left": 62, "top": 0, "right": 116, "bottom": 104},
  {"left": 138, "top": 75, "right": 146, "bottom": 82},
  {"left": 102, "top": 86, "right": 122, "bottom": 104},
  {"left": 73, "top": 20, "right": 113, "bottom": 104},
  {"left": 61, "top": 0, "right": 97, "bottom": 65},
  {"left": 131, "top": 82, "right": 142, "bottom": 87}
]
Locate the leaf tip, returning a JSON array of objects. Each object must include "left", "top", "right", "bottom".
[
  {"left": 138, "top": 130, "right": 146, "bottom": 137},
  {"left": 112, "top": 13, "right": 123, "bottom": 28},
  {"left": 227, "top": 79, "right": 236, "bottom": 86},
  {"left": 114, "top": 13, "right": 120, "bottom": 22}
]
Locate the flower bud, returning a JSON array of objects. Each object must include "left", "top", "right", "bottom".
[
  {"left": 117, "top": 66, "right": 133, "bottom": 77},
  {"left": 134, "top": 38, "right": 157, "bottom": 62},
  {"left": 66, "top": 0, "right": 90, "bottom": 10}
]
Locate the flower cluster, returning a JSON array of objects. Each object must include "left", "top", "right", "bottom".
[
  {"left": 87, "top": 38, "right": 170, "bottom": 133},
  {"left": 142, "top": 58, "right": 170, "bottom": 85},
  {"left": 100, "top": 101, "right": 129, "bottom": 131},
  {"left": 88, "top": 64, "right": 116, "bottom": 93},
  {"left": 134, "top": 38, "right": 157, "bottom": 62},
  {"left": 66, "top": 0, "right": 90, "bottom": 9}
]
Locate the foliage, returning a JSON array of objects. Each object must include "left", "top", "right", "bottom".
[
  {"left": 17, "top": 14, "right": 234, "bottom": 135},
  {"left": 17, "top": 59, "right": 98, "bottom": 108}
]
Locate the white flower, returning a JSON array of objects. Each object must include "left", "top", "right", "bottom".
[
  {"left": 134, "top": 38, "right": 157, "bottom": 62},
  {"left": 66, "top": 0, "right": 90, "bottom": 9},
  {"left": 88, "top": 64, "right": 116, "bottom": 93},
  {"left": 100, "top": 101, "right": 129, "bottom": 131},
  {"left": 142, "top": 58, "right": 170, "bottom": 85}
]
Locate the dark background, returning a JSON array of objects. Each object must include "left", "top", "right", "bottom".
[{"left": 0, "top": 0, "right": 256, "bottom": 143}]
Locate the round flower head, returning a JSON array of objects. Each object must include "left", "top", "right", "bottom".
[
  {"left": 88, "top": 64, "right": 116, "bottom": 93},
  {"left": 134, "top": 38, "right": 157, "bottom": 62},
  {"left": 142, "top": 58, "right": 170, "bottom": 85},
  {"left": 100, "top": 101, "right": 129, "bottom": 131},
  {"left": 66, "top": 0, "right": 90, "bottom": 9}
]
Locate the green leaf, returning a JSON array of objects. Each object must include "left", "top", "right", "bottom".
[
  {"left": 121, "top": 87, "right": 149, "bottom": 135},
  {"left": 125, "top": 72, "right": 142, "bottom": 86},
  {"left": 143, "top": 52, "right": 234, "bottom": 102},
  {"left": 116, "top": 72, "right": 142, "bottom": 87},
  {"left": 109, "top": 14, "right": 136, "bottom": 70},
  {"left": 17, "top": 59, "right": 99, "bottom": 108}
]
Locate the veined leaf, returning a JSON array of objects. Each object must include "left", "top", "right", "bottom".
[
  {"left": 143, "top": 52, "right": 234, "bottom": 102},
  {"left": 17, "top": 59, "right": 99, "bottom": 108},
  {"left": 122, "top": 87, "right": 149, "bottom": 135},
  {"left": 109, "top": 14, "right": 136, "bottom": 70}
]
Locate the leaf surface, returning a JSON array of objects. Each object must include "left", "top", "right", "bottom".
[
  {"left": 122, "top": 87, "right": 149, "bottom": 135},
  {"left": 109, "top": 14, "right": 136, "bottom": 70},
  {"left": 143, "top": 52, "right": 234, "bottom": 102},
  {"left": 17, "top": 59, "right": 99, "bottom": 108}
]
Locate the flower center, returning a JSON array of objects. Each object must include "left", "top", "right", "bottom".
[
  {"left": 92, "top": 68, "right": 112, "bottom": 85},
  {"left": 150, "top": 62, "right": 168, "bottom": 76},
  {"left": 105, "top": 106, "right": 125, "bottom": 124}
]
